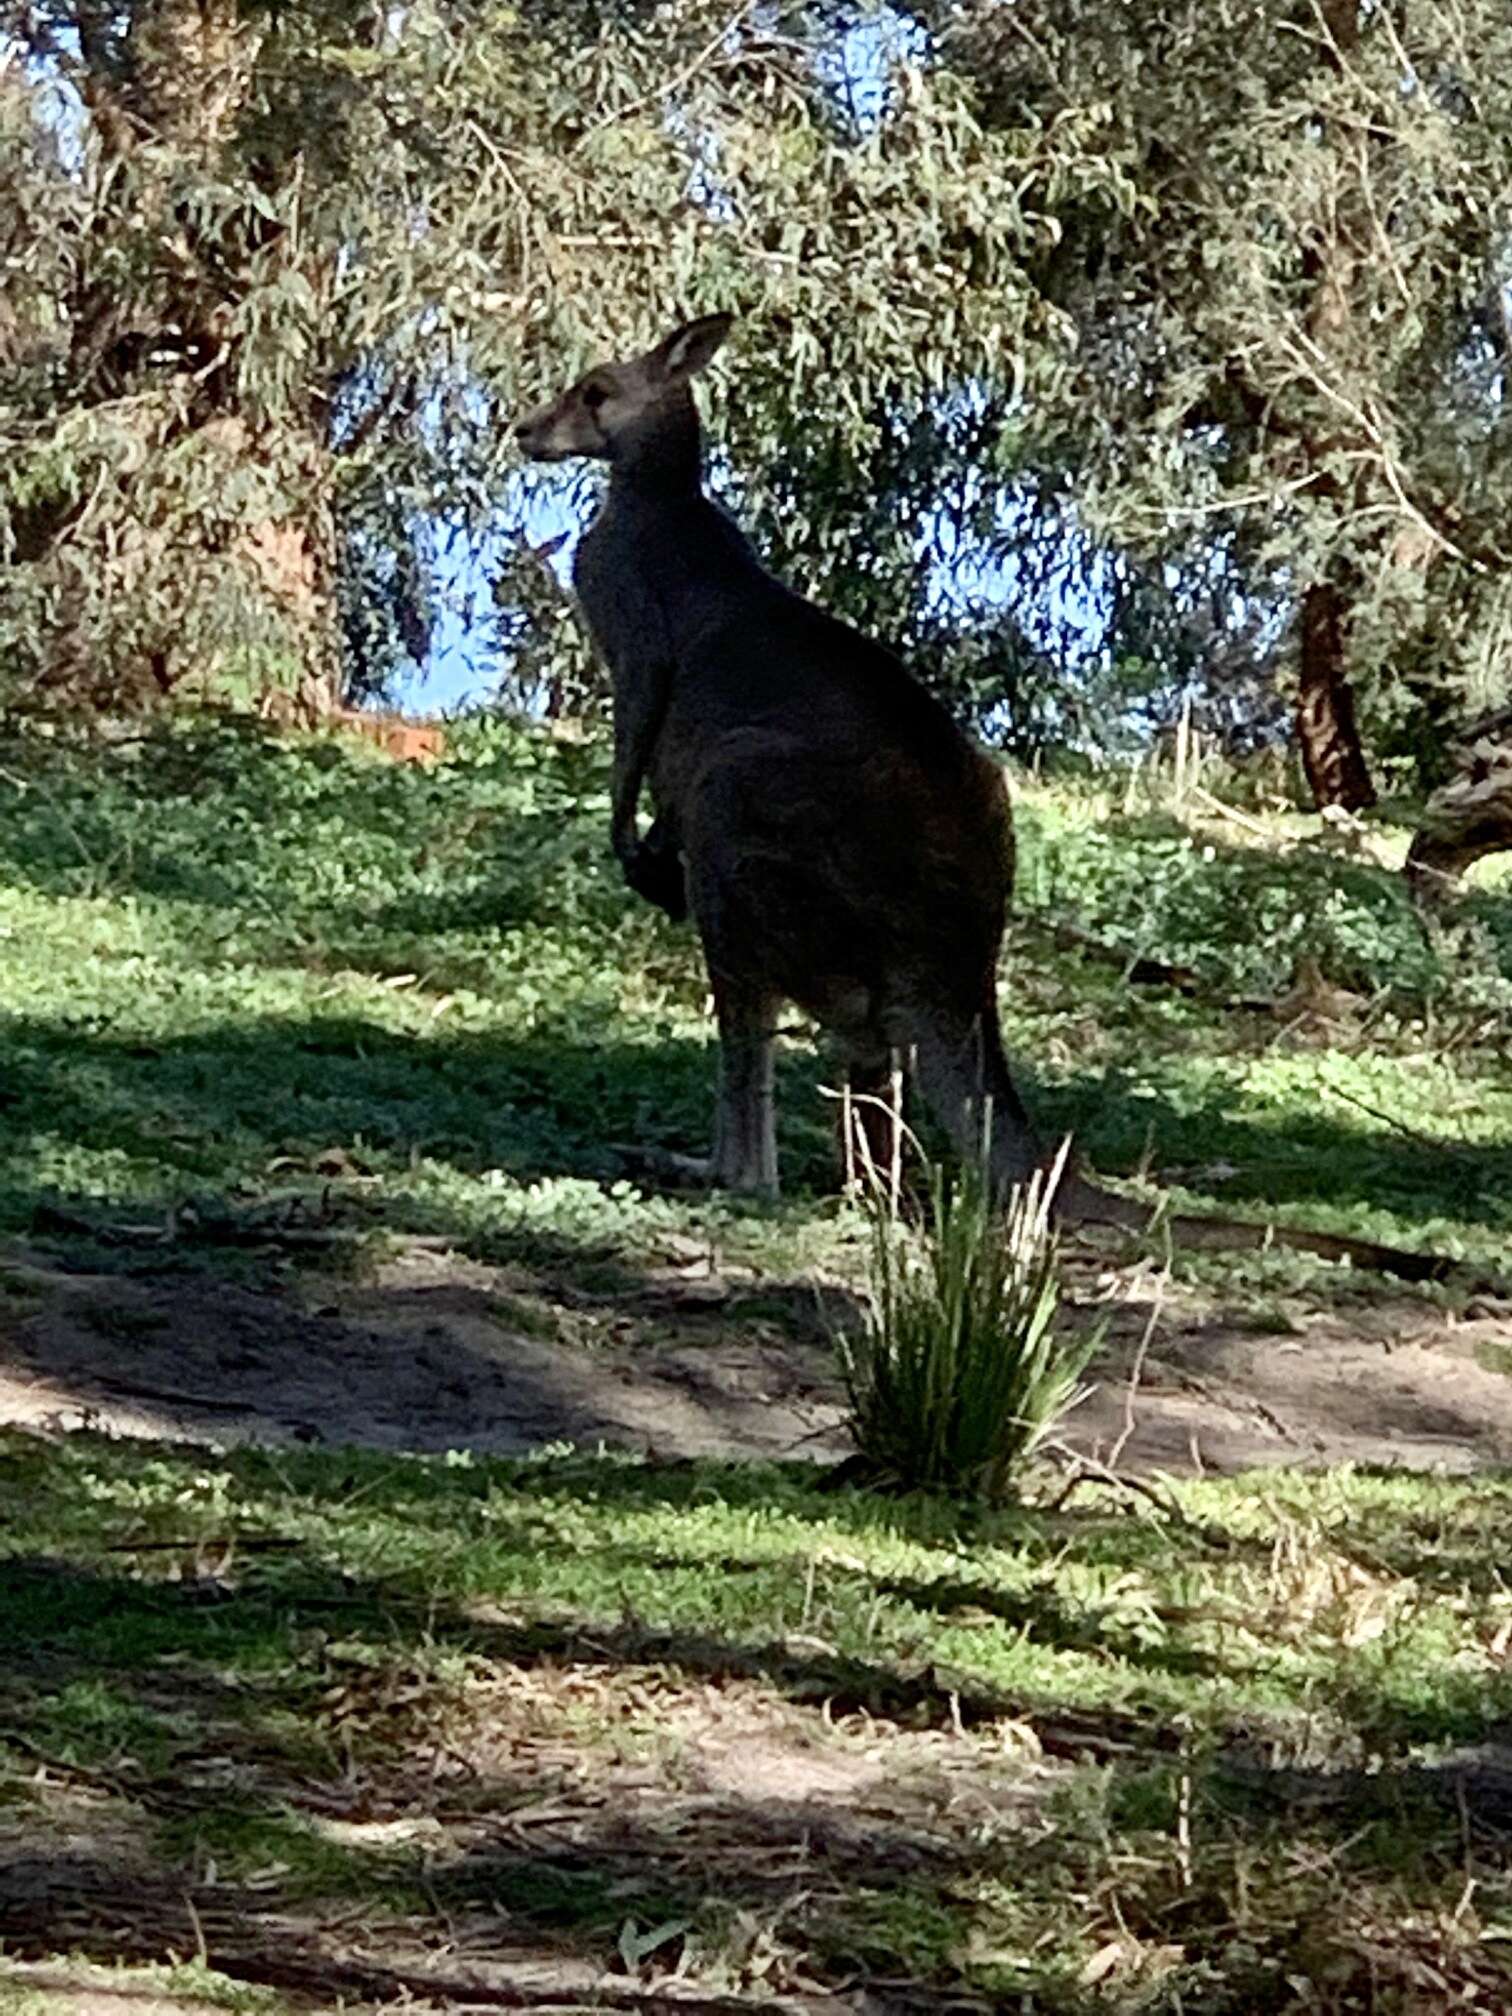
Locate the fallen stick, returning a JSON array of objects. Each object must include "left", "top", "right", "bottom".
[
  {"left": 26, "top": 1174, "right": 1497, "bottom": 1298},
  {"left": 92, "top": 1374, "right": 255, "bottom": 1415},
  {"left": 1034, "top": 916, "right": 1276, "bottom": 1010},
  {"left": 1189, "top": 782, "right": 1285, "bottom": 844},
  {"left": 0, "top": 1939, "right": 952, "bottom": 2016},
  {"left": 103, "top": 1534, "right": 299, "bottom": 1553},
  {"left": 1060, "top": 1171, "right": 1498, "bottom": 1290}
]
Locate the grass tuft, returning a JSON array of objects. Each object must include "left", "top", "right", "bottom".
[{"left": 837, "top": 1137, "right": 1097, "bottom": 1498}]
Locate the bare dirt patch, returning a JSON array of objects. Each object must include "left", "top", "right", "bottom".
[
  {"left": 1070, "top": 1275, "right": 1512, "bottom": 1475},
  {"left": 2, "top": 1239, "right": 1510, "bottom": 1476}
]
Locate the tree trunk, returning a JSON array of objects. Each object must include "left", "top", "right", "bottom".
[
  {"left": 1289, "top": 3, "right": 1378, "bottom": 813},
  {"left": 1296, "top": 579, "right": 1377, "bottom": 811}
]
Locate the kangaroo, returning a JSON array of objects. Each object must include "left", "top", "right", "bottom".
[{"left": 513, "top": 314, "right": 1043, "bottom": 1199}]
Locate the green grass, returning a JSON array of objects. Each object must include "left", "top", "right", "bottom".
[
  {"left": 0, "top": 713, "right": 1509, "bottom": 1291},
  {"left": 1010, "top": 784, "right": 1512, "bottom": 1270},
  {"left": 7, "top": 1433, "right": 1510, "bottom": 1738},
  {"left": 0, "top": 715, "right": 838, "bottom": 1279},
  {"left": 0, "top": 1962, "right": 282, "bottom": 2015},
  {"left": 4, "top": 719, "right": 1512, "bottom": 2004},
  {"left": 2, "top": 1433, "right": 1510, "bottom": 2009},
  {"left": 840, "top": 1150, "right": 1096, "bottom": 1497}
]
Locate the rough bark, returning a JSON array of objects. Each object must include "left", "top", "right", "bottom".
[
  {"left": 1282, "top": 2, "right": 1379, "bottom": 811},
  {"left": 1296, "top": 578, "right": 1377, "bottom": 811}
]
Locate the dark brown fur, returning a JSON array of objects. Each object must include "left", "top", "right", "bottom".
[{"left": 515, "top": 316, "right": 1039, "bottom": 1195}]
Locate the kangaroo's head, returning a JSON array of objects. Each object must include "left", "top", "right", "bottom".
[{"left": 513, "top": 314, "right": 732, "bottom": 469}]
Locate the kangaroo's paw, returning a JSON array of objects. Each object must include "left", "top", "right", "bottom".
[{"left": 621, "top": 838, "right": 688, "bottom": 921}]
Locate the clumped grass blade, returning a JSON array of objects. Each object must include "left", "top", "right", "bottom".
[{"left": 836, "top": 1136, "right": 1098, "bottom": 1499}]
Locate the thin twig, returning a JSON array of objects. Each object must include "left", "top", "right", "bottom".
[
  {"left": 1124, "top": 469, "right": 1321, "bottom": 521},
  {"left": 574, "top": 0, "right": 759, "bottom": 152},
  {"left": 1043, "top": 1441, "right": 1233, "bottom": 1550},
  {"left": 1355, "top": 126, "right": 1411, "bottom": 308},
  {"left": 1040, "top": 916, "right": 1204, "bottom": 993},
  {"left": 1106, "top": 1276, "right": 1164, "bottom": 1473},
  {"left": 1319, "top": 1071, "right": 1479, "bottom": 1157},
  {"left": 182, "top": 1890, "right": 209, "bottom": 1971},
  {"left": 1189, "top": 783, "right": 1285, "bottom": 846},
  {"left": 1272, "top": 321, "right": 1491, "bottom": 570},
  {"left": 0, "top": 1726, "right": 135, "bottom": 1797},
  {"left": 90, "top": 1375, "right": 254, "bottom": 1416}
]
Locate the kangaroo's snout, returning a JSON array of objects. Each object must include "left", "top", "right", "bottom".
[{"left": 513, "top": 404, "right": 558, "bottom": 460}]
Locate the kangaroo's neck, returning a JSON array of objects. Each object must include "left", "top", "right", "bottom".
[{"left": 608, "top": 391, "right": 705, "bottom": 501}]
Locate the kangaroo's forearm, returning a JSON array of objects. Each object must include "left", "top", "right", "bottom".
[{"left": 610, "top": 660, "right": 672, "bottom": 860}]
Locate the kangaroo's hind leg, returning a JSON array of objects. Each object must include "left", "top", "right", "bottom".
[
  {"left": 708, "top": 969, "right": 780, "bottom": 1196},
  {"left": 676, "top": 761, "right": 785, "bottom": 1197}
]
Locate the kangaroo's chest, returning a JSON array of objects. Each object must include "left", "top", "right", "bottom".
[{"left": 573, "top": 512, "right": 669, "bottom": 682}]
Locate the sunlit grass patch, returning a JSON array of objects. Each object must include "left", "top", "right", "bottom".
[
  {"left": 2, "top": 1433, "right": 1510, "bottom": 2008},
  {"left": 0, "top": 718, "right": 1508, "bottom": 1293}
]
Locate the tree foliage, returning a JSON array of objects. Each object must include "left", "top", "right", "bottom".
[
  {"left": 1, "top": 0, "right": 1508, "bottom": 788},
  {"left": 936, "top": 0, "right": 1512, "bottom": 788},
  {"left": 0, "top": 0, "right": 1105, "bottom": 720}
]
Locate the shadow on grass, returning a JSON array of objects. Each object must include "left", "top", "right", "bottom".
[
  {"left": 4, "top": 1006, "right": 1511, "bottom": 1273},
  {"left": 0, "top": 1010, "right": 841, "bottom": 1232},
  {"left": 1023, "top": 797, "right": 1512, "bottom": 976},
  {"left": 4, "top": 723, "right": 1512, "bottom": 1276},
  {"left": 2, "top": 1440, "right": 1510, "bottom": 2012},
  {"left": 1036, "top": 1066, "right": 1512, "bottom": 1233}
]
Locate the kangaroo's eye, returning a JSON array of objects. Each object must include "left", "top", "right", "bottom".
[{"left": 582, "top": 382, "right": 609, "bottom": 413}]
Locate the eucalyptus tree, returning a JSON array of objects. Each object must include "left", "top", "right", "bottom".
[
  {"left": 0, "top": 0, "right": 1120, "bottom": 720},
  {"left": 929, "top": 0, "right": 1512, "bottom": 805}
]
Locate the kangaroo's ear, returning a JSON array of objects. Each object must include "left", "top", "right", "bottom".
[{"left": 648, "top": 313, "right": 734, "bottom": 385}]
